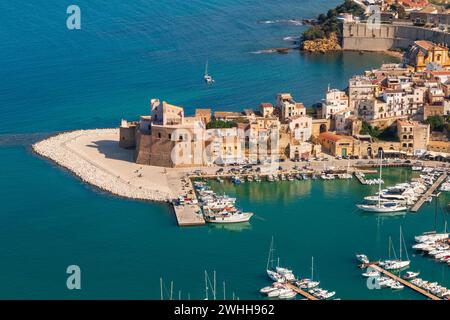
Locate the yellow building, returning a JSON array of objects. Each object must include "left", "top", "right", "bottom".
[
  {"left": 405, "top": 41, "right": 450, "bottom": 72},
  {"left": 318, "top": 132, "right": 356, "bottom": 157}
]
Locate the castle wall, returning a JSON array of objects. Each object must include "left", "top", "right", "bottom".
[
  {"left": 135, "top": 131, "right": 152, "bottom": 165},
  {"left": 119, "top": 126, "right": 137, "bottom": 149},
  {"left": 342, "top": 23, "right": 450, "bottom": 51}
]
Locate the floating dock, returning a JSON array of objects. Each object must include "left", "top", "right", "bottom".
[
  {"left": 410, "top": 172, "right": 447, "bottom": 213},
  {"left": 285, "top": 283, "right": 319, "bottom": 300},
  {"left": 367, "top": 264, "right": 441, "bottom": 300}
]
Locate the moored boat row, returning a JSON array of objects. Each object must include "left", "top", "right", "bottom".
[
  {"left": 260, "top": 238, "right": 337, "bottom": 300},
  {"left": 193, "top": 181, "right": 253, "bottom": 224}
]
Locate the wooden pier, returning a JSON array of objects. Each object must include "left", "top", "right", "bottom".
[
  {"left": 410, "top": 172, "right": 447, "bottom": 213},
  {"left": 285, "top": 283, "right": 319, "bottom": 300},
  {"left": 367, "top": 264, "right": 441, "bottom": 300}
]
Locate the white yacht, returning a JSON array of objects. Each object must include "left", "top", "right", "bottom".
[
  {"left": 362, "top": 270, "right": 380, "bottom": 277},
  {"left": 204, "top": 210, "right": 253, "bottom": 224},
  {"left": 357, "top": 154, "right": 408, "bottom": 213},
  {"left": 267, "top": 288, "right": 283, "bottom": 298},
  {"left": 357, "top": 202, "right": 408, "bottom": 213},
  {"left": 278, "top": 289, "right": 296, "bottom": 299}
]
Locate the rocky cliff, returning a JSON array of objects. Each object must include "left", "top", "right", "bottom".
[{"left": 301, "top": 33, "right": 342, "bottom": 53}]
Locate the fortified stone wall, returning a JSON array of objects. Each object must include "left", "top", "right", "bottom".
[
  {"left": 342, "top": 23, "right": 450, "bottom": 51},
  {"left": 135, "top": 131, "right": 152, "bottom": 165}
]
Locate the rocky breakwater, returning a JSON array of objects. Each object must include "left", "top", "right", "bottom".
[
  {"left": 301, "top": 33, "right": 342, "bottom": 53},
  {"left": 32, "top": 129, "right": 172, "bottom": 202}
]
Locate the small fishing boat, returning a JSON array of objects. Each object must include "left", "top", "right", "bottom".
[
  {"left": 403, "top": 271, "right": 420, "bottom": 280},
  {"left": 356, "top": 254, "right": 369, "bottom": 264},
  {"left": 204, "top": 61, "right": 215, "bottom": 84},
  {"left": 362, "top": 270, "right": 380, "bottom": 277},
  {"left": 278, "top": 289, "right": 296, "bottom": 300}
]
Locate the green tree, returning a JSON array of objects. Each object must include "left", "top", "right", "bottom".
[
  {"left": 425, "top": 115, "right": 446, "bottom": 132},
  {"left": 206, "top": 119, "right": 237, "bottom": 129}
]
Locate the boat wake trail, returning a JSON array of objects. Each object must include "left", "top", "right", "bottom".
[
  {"left": 258, "top": 19, "right": 304, "bottom": 26},
  {"left": 0, "top": 132, "right": 57, "bottom": 147}
]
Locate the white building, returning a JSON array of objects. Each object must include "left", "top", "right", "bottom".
[{"left": 321, "top": 89, "right": 349, "bottom": 119}]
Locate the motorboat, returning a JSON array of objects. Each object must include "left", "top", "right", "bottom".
[
  {"left": 403, "top": 271, "right": 420, "bottom": 280},
  {"left": 203, "top": 61, "right": 215, "bottom": 84},
  {"left": 389, "top": 282, "right": 404, "bottom": 290},
  {"left": 278, "top": 289, "right": 296, "bottom": 300},
  {"left": 362, "top": 270, "right": 380, "bottom": 277},
  {"left": 356, "top": 254, "right": 369, "bottom": 264}
]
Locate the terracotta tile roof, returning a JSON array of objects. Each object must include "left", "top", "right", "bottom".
[
  {"left": 415, "top": 40, "right": 435, "bottom": 51},
  {"left": 319, "top": 132, "right": 353, "bottom": 142}
]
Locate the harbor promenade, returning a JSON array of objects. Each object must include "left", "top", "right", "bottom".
[{"left": 33, "top": 129, "right": 450, "bottom": 227}]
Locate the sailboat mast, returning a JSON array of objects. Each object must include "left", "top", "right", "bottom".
[
  {"left": 205, "top": 270, "right": 208, "bottom": 300},
  {"left": 205, "top": 61, "right": 209, "bottom": 76},
  {"left": 266, "top": 237, "right": 273, "bottom": 270},
  {"left": 311, "top": 256, "right": 314, "bottom": 280},
  {"left": 223, "top": 281, "right": 226, "bottom": 300},
  {"left": 378, "top": 152, "right": 383, "bottom": 208},
  {"left": 388, "top": 236, "right": 391, "bottom": 259},
  {"left": 399, "top": 226, "right": 402, "bottom": 261},
  {"left": 160, "top": 277, "right": 163, "bottom": 300},
  {"left": 213, "top": 270, "right": 217, "bottom": 301},
  {"left": 435, "top": 196, "right": 438, "bottom": 232}
]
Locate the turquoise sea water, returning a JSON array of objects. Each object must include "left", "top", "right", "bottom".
[{"left": 2, "top": 0, "right": 448, "bottom": 300}]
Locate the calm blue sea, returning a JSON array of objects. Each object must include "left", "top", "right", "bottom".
[{"left": 2, "top": 0, "right": 445, "bottom": 300}]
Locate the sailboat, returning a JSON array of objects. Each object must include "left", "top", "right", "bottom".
[
  {"left": 356, "top": 152, "right": 407, "bottom": 213},
  {"left": 204, "top": 61, "right": 215, "bottom": 84},
  {"left": 265, "top": 237, "right": 295, "bottom": 282},
  {"left": 266, "top": 237, "right": 283, "bottom": 282},
  {"left": 296, "top": 256, "right": 320, "bottom": 289},
  {"left": 380, "top": 226, "right": 411, "bottom": 271}
]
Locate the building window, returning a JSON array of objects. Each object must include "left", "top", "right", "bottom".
[{"left": 158, "top": 132, "right": 161, "bottom": 138}]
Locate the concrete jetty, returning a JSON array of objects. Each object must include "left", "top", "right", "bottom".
[{"left": 410, "top": 172, "right": 447, "bottom": 213}]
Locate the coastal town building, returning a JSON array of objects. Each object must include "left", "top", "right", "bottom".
[
  {"left": 348, "top": 76, "right": 379, "bottom": 109},
  {"left": 321, "top": 88, "right": 349, "bottom": 119},
  {"left": 397, "top": 119, "right": 430, "bottom": 155},
  {"left": 276, "top": 93, "right": 306, "bottom": 123},
  {"left": 120, "top": 93, "right": 317, "bottom": 167},
  {"left": 318, "top": 132, "right": 357, "bottom": 157},
  {"left": 404, "top": 41, "right": 450, "bottom": 72}
]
